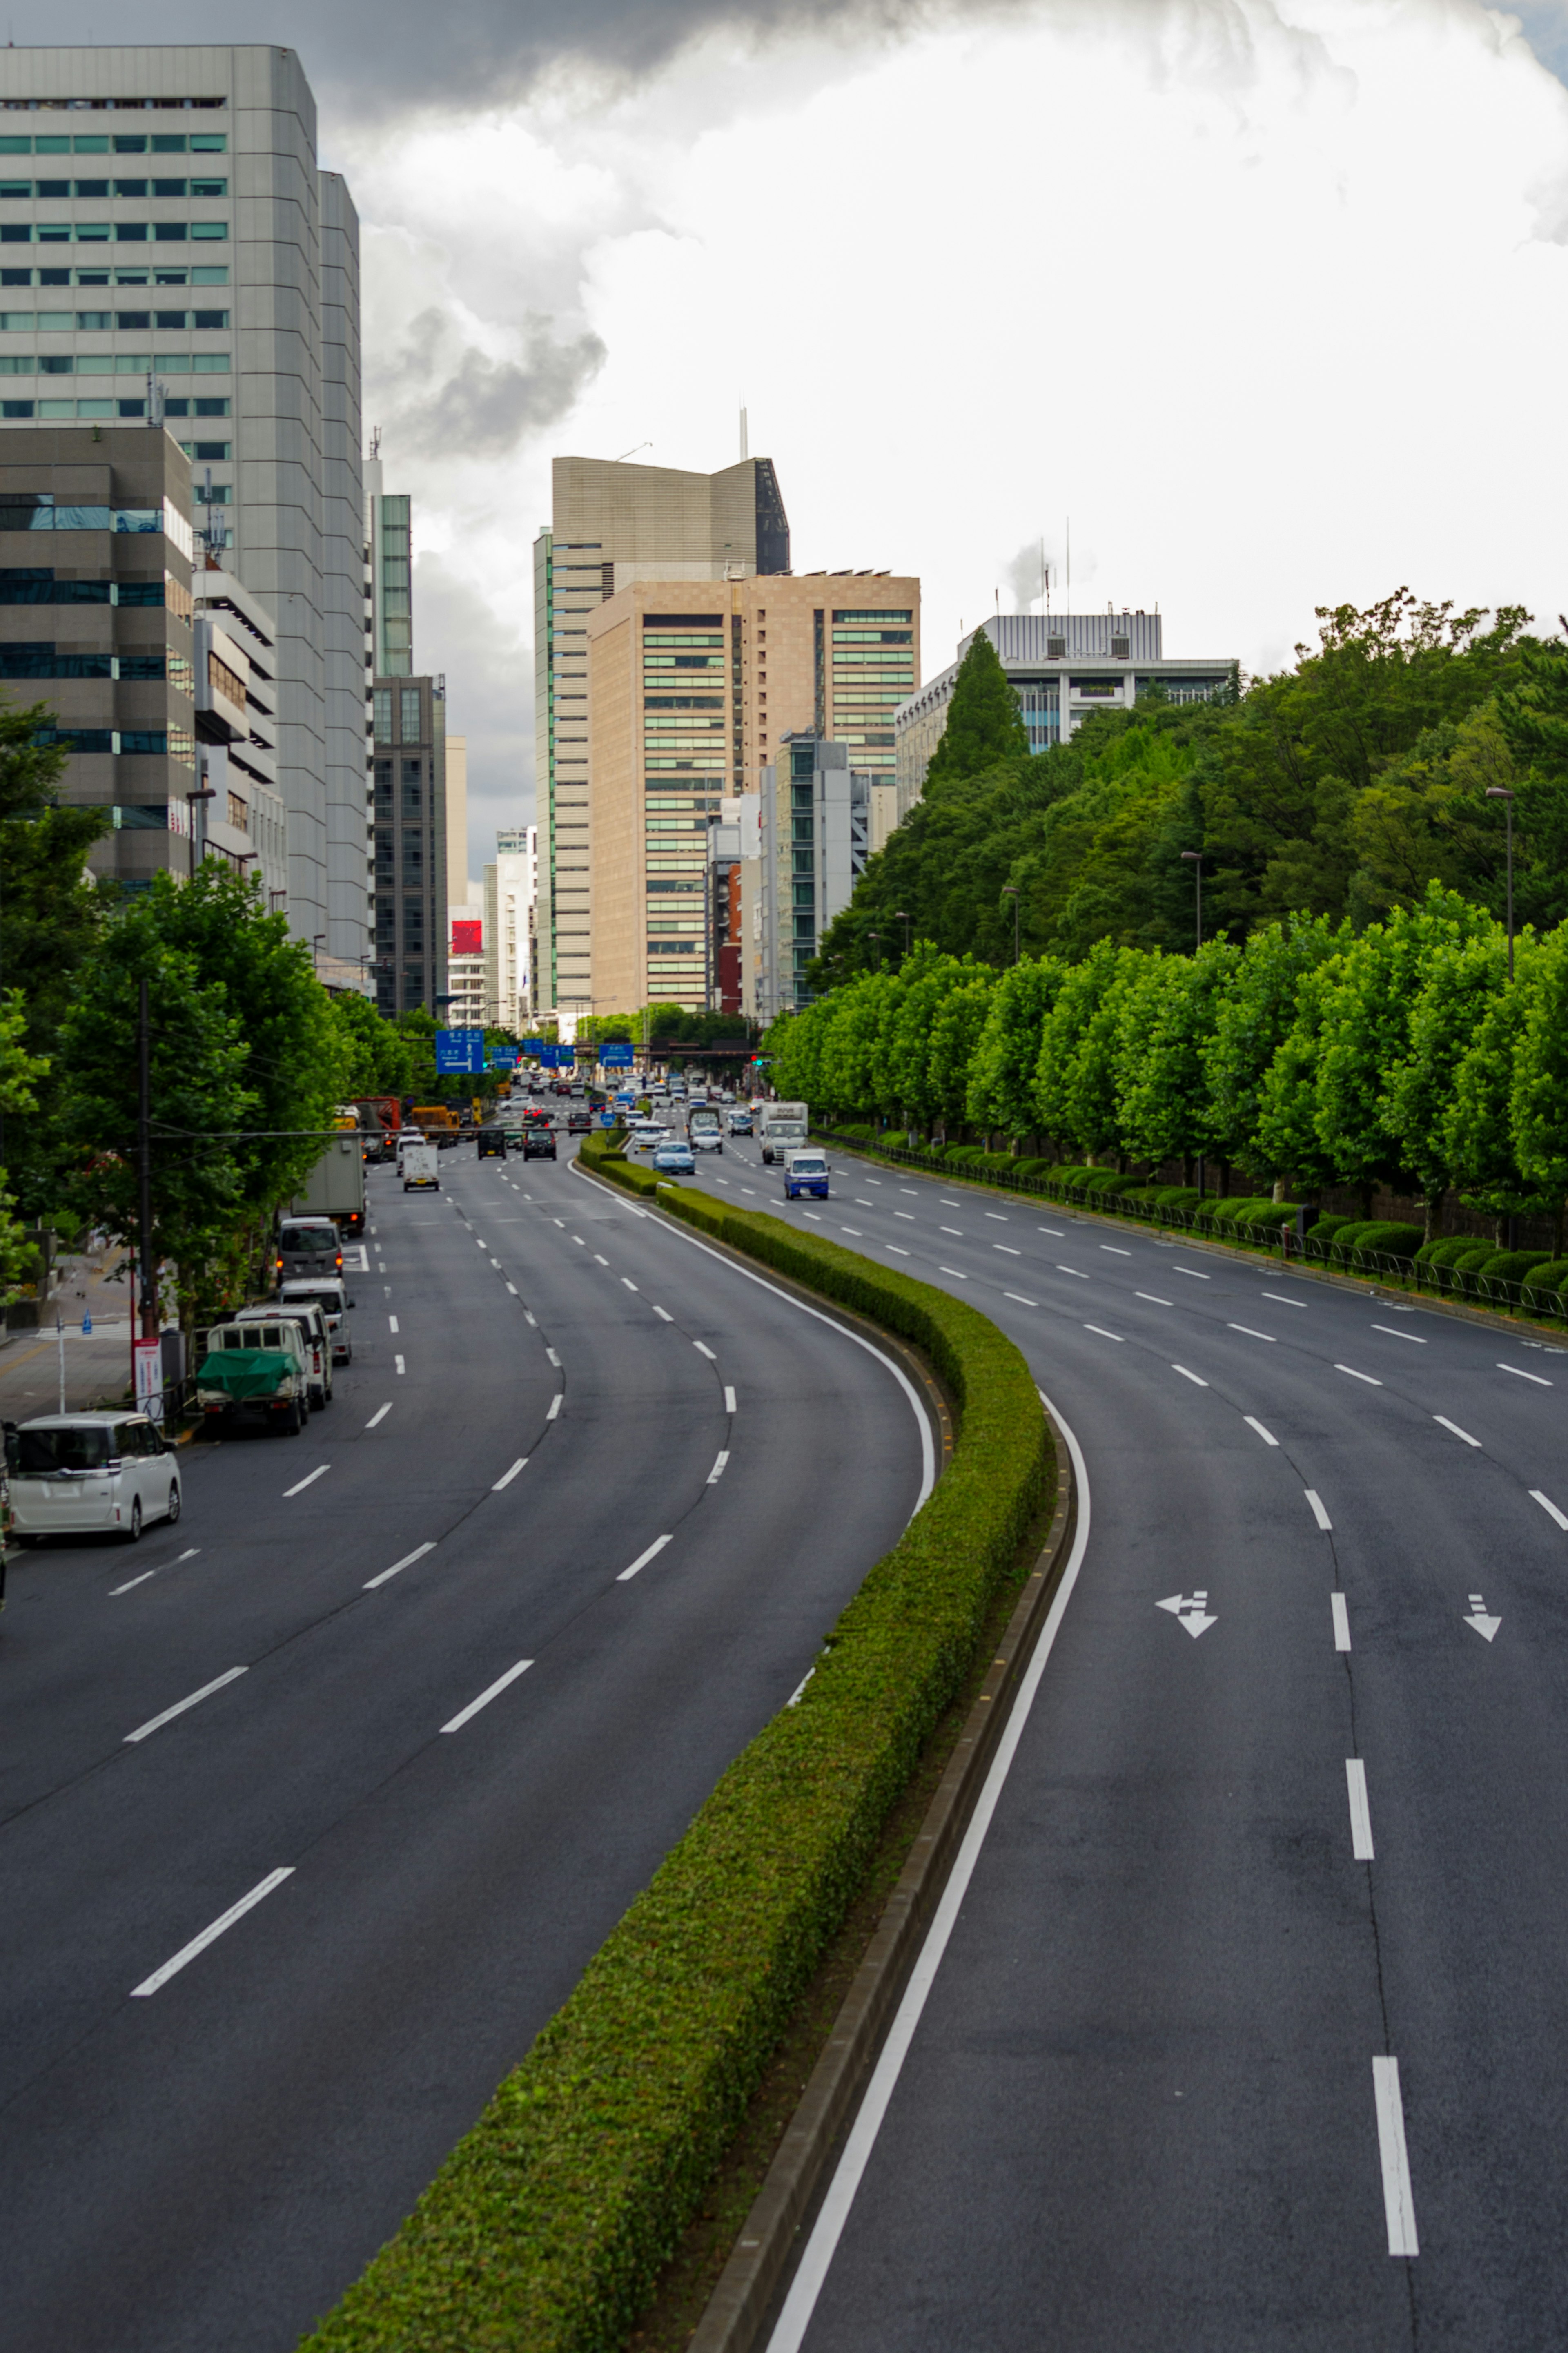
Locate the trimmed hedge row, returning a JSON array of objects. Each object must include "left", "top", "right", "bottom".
[{"left": 298, "top": 1134, "right": 1051, "bottom": 2353}]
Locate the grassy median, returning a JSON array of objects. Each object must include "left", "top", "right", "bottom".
[{"left": 297, "top": 1133, "right": 1049, "bottom": 2353}]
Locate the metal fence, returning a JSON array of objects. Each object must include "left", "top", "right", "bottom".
[{"left": 815, "top": 1130, "right": 1568, "bottom": 1326}]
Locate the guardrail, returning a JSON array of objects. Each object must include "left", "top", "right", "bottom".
[{"left": 814, "top": 1129, "right": 1568, "bottom": 1326}]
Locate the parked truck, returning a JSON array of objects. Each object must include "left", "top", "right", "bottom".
[
  {"left": 758, "top": 1101, "right": 809, "bottom": 1164},
  {"left": 287, "top": 1131, "right": 367, "bottom": 1236}
]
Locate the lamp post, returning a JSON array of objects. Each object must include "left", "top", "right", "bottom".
[
  {"left": 1002, "top": 883, "right": 1020, "bottom": 966},
  {"left": 1486, "top": 786, "right": 1516, "bottom": 978},
  {"left": 185, "top": 784, "right": 216, "bottom": 880},
  {"left": 894, "top": 908, "right": 912, "bottom": 959},
  {"left": 866, "top": 929, "right": 882, "bottom": 970},
  {"left": 1180, "top": 849, "right": 1203, "bottom": 948}
]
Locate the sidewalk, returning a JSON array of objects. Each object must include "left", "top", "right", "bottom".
[{"left": 0, "top": 1238, "right": 139, "bottom": 1417}]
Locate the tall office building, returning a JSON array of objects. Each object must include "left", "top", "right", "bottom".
[
  {"left": 533, "top": 452, "right": 789, "bottom": 1032},
  {"left": 0, "top": 46, "right": 365, "bottom": 961},
  {"left": 370, "top": 672, "right": 447, "bottom": 1017},
  {"left": 755, "top": 734, "right": 871, "bottom": 1022},
  {"left": 483, "top": 827, "right": 535, "bottom": 1029},
  {"left": 584, "top": 571, "right": 918, "bottom": 1017}
]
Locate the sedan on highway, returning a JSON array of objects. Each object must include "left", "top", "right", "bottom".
[
  {"left": 523, "top": 1126, "right": 558, "bottom": 1160},
  {"left": 9, "top": 1412, "right": 182, "bottom": 1545},
  {"left": 651, "top": 1140, "right": 696, "bottom": 1175},
  {"left": 566, "top": 1108, "right": 592, "bottom": 1134},
  {"left": 628, "top": 1124, "right": 668, "bottom": 1154}
]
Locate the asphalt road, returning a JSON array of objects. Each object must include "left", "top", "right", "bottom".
[
  {"left": 0, "top": 1133, "right": 926, "bottom": 2353},
  {"left": 675, "top": 1131, "right": 1568, "bottom": 2351}
]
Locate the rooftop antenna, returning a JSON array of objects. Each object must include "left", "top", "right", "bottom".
[
  {"left": 739, "top": 403, "right": 748, "bottom": 462},
  {"left": 368, "top": 424, "right": 381, "bottom": 459},
  {"left": 1066, "top": 516, "right": 1071, "bottom": 605},
  {"left": 613, "top": 441, "right": 652, "bottom": 462},
  {"left": 1042, "top": 539, "right": 1051, "bottom": 616}
]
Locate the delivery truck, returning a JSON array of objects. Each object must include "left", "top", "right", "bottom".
[
  {"left": 287, "top": 1130, "right": 367, "bottom": 1236},
  {"left": 758, "top": 1101, "right": 809, "bottom": 1164}
]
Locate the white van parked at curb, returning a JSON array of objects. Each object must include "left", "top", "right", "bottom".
[{"left": 8, "top": 1414, "right": 181, "bottom": 1545}]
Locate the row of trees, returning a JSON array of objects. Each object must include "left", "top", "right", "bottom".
[{"left": 764, "top": 887, "right": 1568, "bottom": 1240}]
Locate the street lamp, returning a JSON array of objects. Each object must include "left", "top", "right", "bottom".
[
  {"left": 1486, "top": 786, "right": 1516, "bottom": 978},
  {"left": 894, "top": 908, "right": 912, "bottom": 959},
  {"left": 185, "top": 784, "right": 216, "bottom": 880},
  {"left": 1002, "top": 883, "right": 1020, "bottom": 966},
  {"left": 866, "top": 929, "right": 881, "bottom": 970},
  {"left": 1180, "top": 850, "right": 1203, "bottom": 949}
]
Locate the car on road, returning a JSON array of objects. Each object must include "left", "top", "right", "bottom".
[
  {"left": 628, "top": 1123, "right": 667, "bottom": 1153},
  {"left": 523, "top": 1125, "right": 558, "bottom": 1159},
  {"left": 275, "top": 1214, "right": 343, "bottom": 1283},
  {"left": 198, "top": 1318, "right": 314, "bottom": 1435},
  {"left": 783, "top": 1148, "right": 831, "bottom": 1200},
  {"left": 7, "top": 1412, "right": 181, "bottom": 1545},
  {"left": 476, "top": 1126, "right": 508, "bottom": 1160},
  {"left": 652, "top": 1140, "right": 696, "bottom": 1174},
  {"left": 280, "top": 1276, "right": 353, "bottom": 1365},
  {"left": 402, "top": 1142, "right": 440, "bottom": 1191},
  {"left": 726, "top": 1106, "right": 753, "bottom": 1135},
  {"left": 566, "top": 1108, "right": 592, "bottom": 1133}
]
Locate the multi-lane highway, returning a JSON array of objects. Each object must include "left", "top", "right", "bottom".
[
  {"left": 675, "top": 1130, "right": 1568, "bottom": 2351},
  {"left": 0, "top": 1135, "right": 927, "bottom": 2353}
]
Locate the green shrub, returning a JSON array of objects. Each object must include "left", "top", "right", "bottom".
[
  {"left": 1474, "top": 1250, "right": 1552, "bottom": 1288},
  {"left": 1014, "top": 1158, "right": 1055, "bottom": 1180},
  {"left": 299, "top": 1183, "right": 1049, "bottom": 2353},
  {"left": 1419, "top": 1237, "right": 1475, "bottom": 1269},
  {"left": 1450, "top": 1243, "right": 1502, "bottom": 1295},
  {"left": 1306, "top": 1213, "right": 1352, "bottom": 1243},
  {"left": 1152, "top": 1186, "right": 1202, "bottom": 1212},
  {"left": 1349, "top": 1222, "right": 1426, "bottom": 1264},
  {"left": 1523, "top": 1260, "right": 1568, "bottom": 1311}
]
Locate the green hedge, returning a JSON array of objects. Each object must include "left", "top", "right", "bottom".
[
  {"left": 1475, "top": 1249, "right": 1553, "bottom": 1286},
  {"left": 1347, "top": 1221, "right": 1426, "bottom": 1263},
  {"left": 300, "top": 1146, "right": 1050, "bottom": 2353},
  {"left": 1523, "top": 1260, "right": 1568, "bottom": 1310}
]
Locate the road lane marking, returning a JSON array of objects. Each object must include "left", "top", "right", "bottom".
[
  {"left": 1335, "top": 1364, "right": 1383, "bottom": 1385},
  {"left": 1100, "top": 1245, "right": 1131, "bottom": 1256},
  {"left": 1245, "top": 1416, "right": 1279, "bottom": 1446},
  {"left": 387, "top": 1314, "right": 399, "bottom": 1333},
  {"left": 1306, "top": 1489, "right": 1332, "bottom": 1531},
  {"left": 1174, "top": 1266, "right": 1210, "bottom": 1280},
  {"left": 1172, "top": 1365, "right": 1208, "bottom": 1385},
  {"left": 283, "top": 1464, "right": 330, "bottom": 1498},
  {"left": 694, "top": 1341, "right": 717, "bottom": 1360},
  {"left": 1434, "top": 1415, "right": 1479, "bottom": 1445},
  {"left": 1084, "top": 1324, "right": 1123, "bottom": 1342},
  {"left": 1372, "top": 2059, "right": 1419, "bottom": 2256},
  {"left": 523, "top": 1309, "right": 535, "bottom": 1324},
  {"left": 886, "top": 1245, "right": 910, "bottom": 1256},
  {"left": 618, "top": 1535, "right": 672, "bottom": 1583},
  {"left": 984, "top": 1212, "right": 1008, "bottom": 1222},
  {"left": 1531, "top": 1490, "right": 1568, "bottom": 1530},
  {"left": 1372, "top": 1324, "right": 1426, "bottom": 1343},
  {"left": 894, "top": 1210, "right": 915, "bottom": 1221},
  {"left": 572, "top": 1234, "right": 585, "bottom": 1247},
  {"left": 1262, "top": 1292, "right": 1305, "bottom": 1307},
  {"left": 803, "top": 1211, "right": 821, "bottom": 1221},
  {"left": 490, "top": 1257, "right": 501, "bottom": 1269},
  {"left": 365, "top": 1403, "right": 392, "bottom": 1428},
  {"left": 125, "top": 1665, "right": 247, "bottom": 1744},
  {"left": 652, "top": 1304, "right": 673, "bottom": 1321},
  {"left": 840, "top": 1226, "right": 863, "bottom": 1236},
  {"left": 1038, "top": 1227, "right": 1063, "bottom": 1236},
  {"left": 1004, "top": 1293, "right": 1038, "bottom": 1307},
  {"left": 365, "top": 1543, "right": 436, "bottom": 1589},
  {"left": 440, "top": 1658, "right": 534, "bottom": 1733},
  {"left": 1228, "top": 1324, "right": 1275, "bottom": 1342},
  {"left": 940, "top": 1226, "right": 963, "bottom": 1236},
  {"left": 395, "top": 1354, "right": 405, "bottom": 1375},
  {"left": 993, "top": 1244, "right": 1021, "bottom": 1255},
  {"left": 1465, "top": 1593, "right": 1501, "bottom": 1640},
  {"left": 1136, "top": 1292, "right": 1174, "bottom": 1306},
  {"left": 493, "top": 1458, "right": 528, "bottom": 1490},
  {"left": 546, "top": 1394, "right": 562, "bottom": 1421},
  {"left": 1346, "top": 1758, "right": 1375, "bottom": 1858},
  {"left": 130, "top": 1868, "right": 294, "bottom": 1997},
  {"left": 939, "top": 1266, "right": 968, "bottom": 1279},
  {"left": 854, "top": 1197, "right": 873, "bottom": 1206},
  {"left": 724, "top": 1386, "right": 737, "bottom": 1413},
  {"left": 111, "top": 1570, "right": 158, "bottom": 1593},
  {"left": 900, "top": 1188, "right": 918, "bottom": 1195},
  {"left": 1332, "top": 1592, "right": 1351, "bottom": 1650},
  {"left": 1500, "top": 1362, "right": 1552, "bottom": 1386},
  {"left": 621, "top": 1276, "right": 639, "bottom": 1291},
  {"left": 506, "top": 1281, "right": 519, "bottom": 1296},
  {"left": 545, "top": 1347, "right": 560, "bottom": 1366},
  {"left": 708, "top": 1449, "right": 730, "bottom": 1483},
  {"left": 1056, "top": 1265, "right": 1088, "bottom": 1280}
]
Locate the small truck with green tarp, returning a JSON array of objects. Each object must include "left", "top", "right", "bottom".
[{"left": 196, "top": 1317, "right": 313, "bottom": 1436}]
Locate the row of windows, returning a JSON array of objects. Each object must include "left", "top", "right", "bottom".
[
  {"left": 0, "top": 268, "right": 228, "bottom": 287},
  {"left": 0, "top": 221, "right": 228, "bottom": 244},
  {"left": 0, "top": 308, "right": 228, "bottom": 329},
  {"left": 0, "top": 569, "right": 185, "bottom": 610},
  {"left": 641, "top": 631, "right": 723, "bottom": 648},
  {"left": 372, "top": 686, "right": 427, "bottom": 743},
  {"left": 1, "top": 395, "right": 229, "bottom": 421},
  {"left": 1, "top": 178, "right": 227, "bottom": 199},
  {"left": 0, "top": 134, "right": 227, "bottom": 155},
  {"left": 31, "top": 724, "right": 194, "bottom": 759},
  {"left": 833, "top": 610, "right": 912, "bottom": 625},
  {"left": 0, "top": 643, "right": 191, "bottom": 685},
  {"left": 0, "top": 351, "right": 229, "bottom": 376},
  {"left": 644, "top": 695, "right": 724, "bottom": 712}
]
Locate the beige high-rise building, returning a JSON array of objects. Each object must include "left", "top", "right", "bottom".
[
  {"left": 533, "top": 453, "right": 790, "bottom": 1032},
  {"left": 586, "top": 573, "right": 918, "bottom": 1015},
  {"left": 444, "top": 733, "right": 469, "bottom": 901}
]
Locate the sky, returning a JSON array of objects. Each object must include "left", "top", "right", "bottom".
[{"left": 30, "top": 1, "right": 1568, "bottom": 882}]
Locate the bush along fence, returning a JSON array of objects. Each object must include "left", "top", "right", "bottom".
[
  {"left": 817, "top": 1124, "right": 1568, "bottom": 1325},
  {"left": 296, "top": 1131, "right": 1049, "bottom": 2353}
]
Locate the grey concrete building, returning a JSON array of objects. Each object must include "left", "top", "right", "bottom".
[
  {"left": 754, "top": 732, "right": 870, "bottom": 1022},
  {"left": 371, "top": 671, "right": 447, "bottom": 1018},
  {"left": 895, "top": 612, "right": 1238, "bottom": 819},
  {"left": 0, "top": 45, "right": 365, "bottom": 961}
]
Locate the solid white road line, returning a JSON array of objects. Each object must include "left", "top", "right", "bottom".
[
  {"left": 1137, "top": 1293, "right": 1173, "bottom": 1306},
  {"left": 1004, "top": 1293, "right": 1038, "bottom": 1307},
  {"left": 1336, "top": 1364, "right": 1383, "bottom": 1385},
  {"left": 1229, "top": 1324, "right": 1276, "bottom": 1342},
  {"left": 1245, "top": 1416, "right": 1279, "bottom": 1446},
  {"left": 693, "top": 1341, "right": 717, "bottom": 1360},
  {"left": 1531, "top": 1490, "right": 1568, "bottom": 1530},
  {"left": 1372, "top": 1323, "right": 1426, "bottom": 1343},
  {"left": 1434, "top": 1415, "right": 1480, "bottom": 1446},
  {"left": 439, "top": 1658, "right": 534, "bottom": 1733},
  {"left": 1056, "top": 1265, "right": 1088, "bottom": 1280},
  {"left": 1346, "top": 1758, "right": 1375, "bottom": 1859},
  {"left": 1306, "top": 1489, "right": 1333, "bottom": 1531},
  {"left": 546, "top": 1394, "right": 562, "bottom": 1421},
  {"left": 1332, "top": 1592, "right": 1352, "bottom": 1651},
  {"left": 365, "top": 1542, "right": 436, "bottom": 1589},
  {"left": 764, "top": 1391, "right": 1091, "bottom": 2353},
  {"left": 387, "top": 1314, "right": 399, "bottom": 1333},
  {"left": 365, "top": 1403, "right": 392, "bottom": 1428},
  {"left": 618, "top": 1534, "right": 672, "bottom": 1583},
  {"left": 110, "top": 1570, "right": 158, "bottom": 1594},
  {"left": 1499, "top": 1362, "right": 1552, "bottom": 1386},
  {"left": 1084, "top": 1324, "right": 1123, "bottom": 1343},
  {"left": 130, "top": 1867, "right": 294, "bottom": 1998},
  {"left": 493, "top": 1458, "right": 528, "bottom": 1490},
  {"left": 395, "top": 1354, "right": 405, "bottom": 1375},
  {"left": 724, "top": 1385, "right": 737, "bottom": 1413},
  {"left": 708, "top": 1449, "right": 730, "bottom": 1483},
  {"left": 125, "top": 1665, "right": 247, "bottom": 1744},
  {"left": 1372, "top": 2057, "right": 1420, "bottom": 2257},
  {"left": 1172, "top": 1365, "right": 1208, "bottom": 1386},
  {"left": 283, "top": 1464, "right": 330, "bottom": 1498},
  {"left": 653, "top": 1304, "right": 673, "bottom": 1321}
]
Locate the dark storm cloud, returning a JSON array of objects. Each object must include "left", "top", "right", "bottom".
[{"left": 380, "top": 308, "right": 606, "bottom": 459}]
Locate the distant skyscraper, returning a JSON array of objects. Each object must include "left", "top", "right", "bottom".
[
  {"left": 0, "top": 45, "right": 365, "bottom": 960},
  {"left": 533, "top": 453, "right": 789, "bottom": 1027}
]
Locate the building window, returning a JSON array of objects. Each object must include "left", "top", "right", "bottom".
[
  {"left": 399, "top": 685, "right": 421, "bottom": 739},
  {"left": 372, "top": 687, "right": 392, "bottom": 742}
]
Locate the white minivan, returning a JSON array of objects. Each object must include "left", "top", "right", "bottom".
[{"left": 8, "top": 1413, "right": 182, "bottom": 1545}]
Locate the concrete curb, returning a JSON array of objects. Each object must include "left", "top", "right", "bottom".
[{"left": 685, "top": 1408, "right": 1077, "bottom": 2353}]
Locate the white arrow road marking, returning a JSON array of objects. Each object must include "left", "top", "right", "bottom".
[
  {"left": 365, "top": 1543, "right": 435, "bottom": 1590},
  {"left": 1372, "top": 2057, "right": 1419, "bottom": 2257},
  {"left": 1156, "top": 1592, "right": 1217, "bottom": 1637},
  {"left": 1465, "top": 1592, "right": 1501, "bottom": 1642},
  {"left": 1346, "top": 1759, "right": 1375, "bottom": 1860},
  {"left": 1305, "top": 1489, "right": 1332, "bottom": 1532},
  {"left": 1332, "top": 1593, "right": 1351, "bottom": 1651},
  {"left": 1531, "top": 1490, "right": 1568, "bottom": 1530},
  {"left": 1434, "top": 1416, "right": 1479, "bottom": 1446},
  {"left": 130, "top": 1868, "right": 294, "bottom": 1998}
]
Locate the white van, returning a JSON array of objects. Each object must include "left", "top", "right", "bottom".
[{"left": 9, "top": 1413, "right": 182, "bottom": 1545}]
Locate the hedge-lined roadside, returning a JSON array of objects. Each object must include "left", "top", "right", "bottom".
[{"left": 297, "top": 1135, "right": 1049, "bottom": 2353}]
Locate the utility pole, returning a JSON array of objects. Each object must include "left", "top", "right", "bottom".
[
  {"left": 1180, "top": 850, "right": 1203, "bottom": 949},
  {"left": 137, "top": 976, "right": 155, "bottom": 1342}
]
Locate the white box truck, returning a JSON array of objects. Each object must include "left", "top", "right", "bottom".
[
  {"left": 759, "top": 1102, "right": 809, "bottom": 1164},
  {"left": 288, "top": 1130, "right": 367, "bottom": 1236}
]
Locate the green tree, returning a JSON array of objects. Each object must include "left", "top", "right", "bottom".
[
  {"left": 929, "top": 973, "right": 996, "bottom": 1129},
  {"left": 1252, "top": 954, "right": 1343, "bottom": 1194},
  {"left": 1383, "top": 929, "right": 1508, "bottom": 1235},
  {"left": 922, "top": 629, "right": 1029, "bottom": 797},
  {"left": 331, "top": 991, "right": 414, "bottom": 1099},
  {"left": 1509, "top": 925, "right": 1568, "bottom": 1247},
  {"left": 1033, "top": 938, "right": 1134, "bottom": 1158},
  {"left": 1114, "top": 941, "right": 1241, "bottom": 1177},
  {"left": 965, "top": 956, "right": 1065, "bottom": 1137},
  {"left": 1204, "top": 916, "right": 1342, "bottom": 1176},
  {"left": 1443, "top": 940, "right": 1543, "bottom": 1232}
]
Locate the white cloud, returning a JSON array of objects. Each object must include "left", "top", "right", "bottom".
[{"left": 335, "top": 0, "right": 1568, "bottom": 843}]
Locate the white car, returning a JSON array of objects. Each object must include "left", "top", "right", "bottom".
[
  {"left": 9, "top": 1412, "right": 182, "bottom": 1546},
  {"left": 628, "top": 1123, "right": 669, "bottom": 1154}
]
